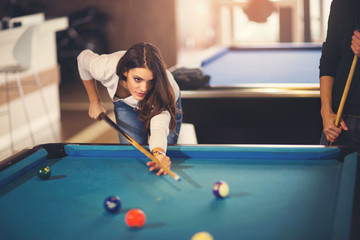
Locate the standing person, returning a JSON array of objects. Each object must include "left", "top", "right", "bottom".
[
  {"left": 77, "top": 42, "right": 182, "bottom": 175},
  {"left": 320, "top": 0, "right": 360, "bottom": 145}
]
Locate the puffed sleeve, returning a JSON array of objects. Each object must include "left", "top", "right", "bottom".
[
  {"left": 77, "top": 50, "right": 125, "bottom": 99},
  {"left": 77, "top": 49, "right": 99, "bottom": 80}
]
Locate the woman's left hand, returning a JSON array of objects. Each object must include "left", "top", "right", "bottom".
[{"left": 147, "top": 153, "right": 171, "bottom": 176}]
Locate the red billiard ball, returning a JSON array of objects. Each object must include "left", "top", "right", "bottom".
[
  {"left": 104, "top": 196, "right": 121, "bottom": 213},
  {"left": 125, "top": 209, "right": 146, "bottom": 228},
  {"left": 212, "top": 181, "right": 230, "bottom": 198},
  {"left": 37, "top": 166, "right": 51, "bottom": 180}
]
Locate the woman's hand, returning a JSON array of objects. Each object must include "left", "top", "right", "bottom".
[
  {"left": 89, "top": 101, "right": 107, "bottom": 120},
  {"left": 82, "top": 79, "right": 106, "bottom": 120},
  {"left": 147, "top": 149, "right": 171, "bottom": 176}
]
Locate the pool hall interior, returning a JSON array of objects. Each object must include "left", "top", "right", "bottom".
[
  {"left": 0, "top": 0, "right": 332, "bottom": 160},
  {"left": 3, "top": 1, "right": 360, "bottom": 240}
]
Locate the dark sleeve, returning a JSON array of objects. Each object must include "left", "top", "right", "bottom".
[{"left": 319, "top": 0, "right": 342, "bottom": 77}]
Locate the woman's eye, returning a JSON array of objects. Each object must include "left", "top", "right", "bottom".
[{"left": 134, "top": 77, "right": 141, "bottom": 82}]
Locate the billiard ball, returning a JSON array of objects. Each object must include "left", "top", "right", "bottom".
[
  {"left": 104, "top": 195, "right": 121, "bottom": 213},
  {"left": 191, "top": 231, "right": 214, "bottom": 240},
  {"left": 212, "top": 180, "right": 230, "bottom": 198},
  {"left": 37, "top": 166, "right": 51, "bottom": 180},
  {"left": 125, "top": 208, "right": 146, "bottom": 228}
]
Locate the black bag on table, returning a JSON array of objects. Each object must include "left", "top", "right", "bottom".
[{"left": 171, "top": 67, "right": 210, "bottom": 90}]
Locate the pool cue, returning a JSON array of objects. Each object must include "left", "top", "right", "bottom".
[
  {"left": 99, "top": 112, "right": 181, "bottom": 181},
  {"left": 330, "top": 55, "right": 358, "bottom": 146},
  {"left": 334, "top": 55, "right": 358, "bottom": 127}
]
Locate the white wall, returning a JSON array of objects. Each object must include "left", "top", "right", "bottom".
[{"left": 0, "top": 13, "right": 68, "bottom": 160}]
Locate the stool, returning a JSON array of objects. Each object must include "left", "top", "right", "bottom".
[{"left": 0, "top": 25, "right": 58, "bottom": 153}]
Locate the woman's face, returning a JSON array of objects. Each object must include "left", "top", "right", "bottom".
[{"left": 124, "top": 67, "right": 154, "bottom": 101}]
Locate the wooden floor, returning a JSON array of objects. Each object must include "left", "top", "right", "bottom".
[{"left": 59, "top": 80, "right": 119, "bottom": 144}]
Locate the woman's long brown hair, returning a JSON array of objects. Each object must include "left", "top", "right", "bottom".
[{"left": 116, "top": 42, "right": 177, "bottom": 132}]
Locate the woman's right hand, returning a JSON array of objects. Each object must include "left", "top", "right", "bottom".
[
  {"left": 89, "top": 101, "right": 107, "bottom": 120},
  {"left": 147, "top": 153, "right": 171, "bottom": 176}
]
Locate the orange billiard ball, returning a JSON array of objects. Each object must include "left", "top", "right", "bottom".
[{"left": 125, "top": 209, "right": 146, "bottom": 228}]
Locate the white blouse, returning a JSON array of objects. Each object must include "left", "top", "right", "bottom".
[{"left": 77, "top": 49, "right": 180, "bottom": 152}]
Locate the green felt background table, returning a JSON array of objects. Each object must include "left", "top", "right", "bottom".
[{"left": 0, "top": 144, "right": 359, "bottom": 240}]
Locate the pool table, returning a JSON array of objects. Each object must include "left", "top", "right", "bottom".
[
  {"left": 201, "top": 44, "right": 322, "bottom": 90},
  {"left": 1, "top": 143, "right": 359, "bottom": 240},
  {"left": 180, "top": 44, "right": 323, "bottom": 144}
]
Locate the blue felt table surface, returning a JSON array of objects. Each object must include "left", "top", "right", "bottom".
[
  {"left": 0, "top": 145, "right": 356, "bottom": 240},
  {"left": 201, "top": 48, "right": 321, "bottom": 86}
]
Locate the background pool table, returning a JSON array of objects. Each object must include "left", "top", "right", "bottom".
[
  {"left": 200, "top": 44, "right": 321, "bottom": 89},
  {"left": 1, "top": 143, "right": 359, "bottom": 240},
  {"left": 180, "top": 44, "right": 323, "bottom": 144}
]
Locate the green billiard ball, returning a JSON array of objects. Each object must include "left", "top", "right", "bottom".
[{"left": 37, "top": 166, "right": 51, "bottom": 180}]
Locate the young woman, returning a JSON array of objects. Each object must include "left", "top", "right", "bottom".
[{"left": 77, "top": 42, "right": 182, "bottom": 176}]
